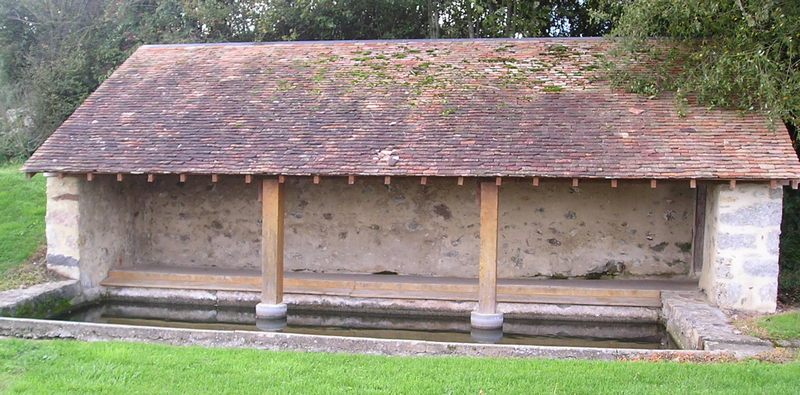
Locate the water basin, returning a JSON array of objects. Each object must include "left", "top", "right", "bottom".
[{"left": 56, "top": 301, "right": 676, "bottom": 349}]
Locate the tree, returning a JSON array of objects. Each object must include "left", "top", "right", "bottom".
[{"left": 604, "top": 0, "right": 799, "bottom": 133}]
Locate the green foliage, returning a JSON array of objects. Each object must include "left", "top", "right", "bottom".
[
  {"left": 1, "top": 338, "right": 800, "bottom": 394},
  {"left": 604, "top": 0, "right": 800, "bottom": 130},
  {"left": 780, "top": 188, "right": 800, "bottom": 301},
  {"left": 0, "top": 163, "right": 46, "bottom": 274},
  {"left": 755, "top": 311, "right": 800, "bottom": 341}
]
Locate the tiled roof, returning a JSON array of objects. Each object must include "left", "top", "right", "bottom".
[{"left": 22, "top": 38, "right": 800, "bottom": 180}]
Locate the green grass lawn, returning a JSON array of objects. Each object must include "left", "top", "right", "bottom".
[
  {"left": 0, "top": 163, "right": 46, "bottom": 274},
  {"left": 0, "top": 338, "right": 799, "bottom": 394},
  {"left": 755, "top": 311, "right": 800, "bottom": 341}
]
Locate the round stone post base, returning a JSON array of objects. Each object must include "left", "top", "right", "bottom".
[
  {"left": 256, "top": 302, "right": 287, "bottom": 319},
  {"left": 470, "top": 311, "right": 503, "bottom": 329}
]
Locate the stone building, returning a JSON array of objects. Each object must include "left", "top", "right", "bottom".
[{"left": 22, "top": 38, "right": 800, "bottom": 329}]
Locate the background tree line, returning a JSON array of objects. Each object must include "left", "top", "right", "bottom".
[{"left": 1, "top": 0, "right": 798, "bottom": 301}]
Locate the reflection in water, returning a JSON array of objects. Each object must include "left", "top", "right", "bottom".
[
  {"left": 470, "top": 328, "right": 504, "bottom": 344},
  {"left": 256, "top": 318, "right": 288, "bottom": 332},
  {"left": 57, "top": 302, "right": 676, "bottom": 349}
]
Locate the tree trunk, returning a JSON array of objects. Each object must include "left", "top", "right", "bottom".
[
  {"left": 506, "top": 0, "right": 514, "bottom": 38},
  {"left": 467, "top": 1, "right": 475, "bottom": 38},
  {"left": 428, "top": 0, "right": 440, "bottom": 39}
]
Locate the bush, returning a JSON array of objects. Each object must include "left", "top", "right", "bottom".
[{"left": 779, "top": 187, "right": 800, "bottom": 304}]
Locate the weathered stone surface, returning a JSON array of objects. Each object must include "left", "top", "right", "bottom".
[
  {"left": 78, "top": 176, "right": 146, "bottom": 289},
  {"left": 699, "top": 183, "right": 782, "bottom": 313},
  {"left": 46, "top": 254, "right": 79, "bottom": 267},
  {"left": 0, "top": 280, "right": 82, "bottom": 317},
  {"left": 719, "top": 202, "right": 782, "bottom": 227},
  {"left": 717, "top": 233, "right": 756, "bottom": 250},
  {"left": 0, "top": 317, "right": 730, "bottom": 361},
  {"left": 107, "top": 176, "right": 695, "bottom": 279},
  {"left": 660, "top": 291, "right": 772, "bottom": 357},
  {"left": 767, "top": 230, "right": 780, "bottom": 255},
  {"left": 45, "top": 176, "right": 82, "bottom": 269},
  {"left": 105, "top": 287, "right": 660, "bottom": 323},
  {"left": 742, "top": 258, "right": 779, "bottom": 278}
]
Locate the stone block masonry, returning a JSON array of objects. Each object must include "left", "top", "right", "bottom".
[{"left": 700, "top": 183, "right": 783, "bottom": 312}]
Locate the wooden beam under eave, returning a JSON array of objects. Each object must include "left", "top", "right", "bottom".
[
  {"left": 211, "top": 174, "right": 218, "bottom": 183},
  {"left": 458, "top": 177, "right": 464, "bottom": 186},
  {"left": 384, "top": 176, "right": 391, "bottom": 185},
  {"left": 532, "top": 177, "right": 539, "bottom": 186},
  {"left": 770, "top": 180, "right": 778, "bottom": 189},
  {"left": 729, "top": 180, "right": 736, "bottom": 189},
  {"left": 261, "top": 178, "right": 285, "bottom": 306},
  {"left": 690, "top": 179, "right": 696, "bottom": 189},
  {"left": 57, "top": 173, "right": 64, "bottom": 180},
  {"left": 245, "top": 175, "right": 252, "bottom": 184},
  {"left": 26, "top": 172, "right": 34, "bottom": 180},
  {"left": 495, "top": 177, "right": 502, "bottom": 186},
  {"left": 86, "top": 173, "right": 93, "bottom": 181},
  {"left": 147, "top": 174, "right": 154, "bottom": 183},
  {"left": 420, "top": 177, "right": 427, "bottom": 185},
  {"left": 650, "top": 179, "right": 657, "bottom": 188},
  {"left": 348, "top": 175, "right": 355, "bottom": 185},
  {"left": 179, "top": 174, "right": 186, "bottom": 183},
  {"left": 793, "top": 180, "right": 799, "bottom": 190},
  {"left": 610, "top": 179, "right": 617, "bottom": 188},
  {"left": 478, "top": 181, "right": 499, "bottom": 315},
  {"left": 278, "top": 175, "right": 285, "bottom": 184},
  {"left": 313, "top": 175, "right": 320, "bottom": 184},
  {"left": 116, "top": 173, "right": 123, "bottom": 182},
  {"left": 572, "top": 178, "right": 579, "bottom": 187}
]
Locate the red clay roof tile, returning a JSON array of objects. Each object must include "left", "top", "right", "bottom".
[{"left": 22, "top": 38, "right": 800, "bottom": 180}]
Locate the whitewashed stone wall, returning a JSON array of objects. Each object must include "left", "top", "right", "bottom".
[
  {"left": 700, "top": 183, "right": 783, "bottom": 312},
  {"left": 44, "top": 175, "right": 81, "bottom": 279}
]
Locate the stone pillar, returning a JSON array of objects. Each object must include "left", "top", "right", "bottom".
[
  {"left": 44, "top": 174, "right": 81, "bottom": 280},
  {"left": 256, "top": 178, "right": 286, "bottom": 320},
  {"left": 699, "top": 183, "right": 782, "bottom": 313},
  {"left": 471, "top": 181, "right": 503, "bottom": 329}
]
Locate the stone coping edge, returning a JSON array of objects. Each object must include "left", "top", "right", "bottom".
[
  {"left": 0, "top": 317, "right": 728, "bottom": 361},
  {"left": 0, "top": 280, "right": 84, "bottom": 318}
]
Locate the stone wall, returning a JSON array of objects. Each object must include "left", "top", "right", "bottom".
[
  {"left": 135, "top": 177, "right": 694, "bottom": 278},
  {"left": 497, "top": 180, "right": 694, "bottom": 278},
  {"left": 44, "top": 175, "right": 146, "bottom": 293},
  {"left": 44, "top": 175, "right": 82, "bottom": 279},
  {"left": 139, "top": 176, "right": 261, "bottom": 270},
  {"left": 699, "top": 183, "right": 782, "bottom": 313},
  {"left": 78, "top": 176, "right": 145, "bottom": 292},
  {"left": 44, "top": 175, "right": 697, "bottom": 283}
]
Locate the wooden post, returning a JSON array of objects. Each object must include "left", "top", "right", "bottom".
[
  {"left": 256, "top": 178, "right": 286, "bottom": 319},
  {"left": 478, "top": 181, "right": 499, "bottom": 315},
  {"left": 692, "top": 185, "right": 708, "bottom": 275}
]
